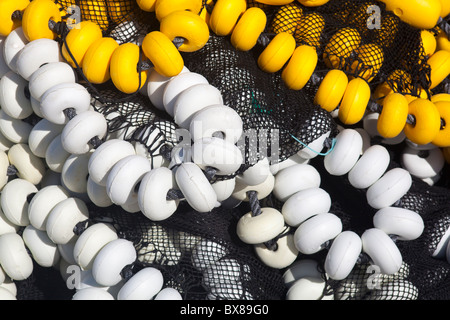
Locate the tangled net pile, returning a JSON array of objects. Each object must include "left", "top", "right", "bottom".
[{"left": 2, "top": 0, "right": 450, "bottom": 300}]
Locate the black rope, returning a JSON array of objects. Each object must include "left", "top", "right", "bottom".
[
  {"left": 247, "top": 190, "right": 261, "bottom": 216},
  {"left": 257, "top": 32, "right": 276, "bottom": 47},
  {"left": 246, "top": 191, "right": 291, "bottom": 251},
  {"left": 48, "top": 20, "right": 69, "bottom": 37},
  {"left": 323, "top": 137, "right": 334, "bottom": 150},
  {"left": 24, "top": 85, "right": 31, "bottom": 100},
  {"left": 310, "top": 72, "right": 323, "bottom": 86},
  {"left": 321, "top": 239, "right": 332, "bottom": 251},
  {"left": 63, "top": 108, "right": 77, "bottom": 121},
  {"left": 73, "top": 219, "right": 91, "bottom": 236},
  {"left": 406, "top": 114, "right": 416, "bottom": 126},
  {"left": 172, "top": 37, "right": 186, "bottom": 50},
  {"left": 6, "top": 165, "right": 18, "bottom": 176},
  {"left": 204, "top": 166, "right": 217, "bottom": 181},
  {"left": 357, "top": 252, "right": 371, "bottom": 264},
  {"left": 389, "top": 234, "right": 399, "bottom": 243},
  {"left": 418, "top": 149, "right": 430, "bottom": 158},
  {"left": 212, "top": 131, "right": 225, "bottom": 139},
  {"left": 166, "top": 188, "right": 184, "bottom": 201},
  {"left": 264, "top": 239, "right": 279, "bottom": 251},
  {"left": 137, "top": 59, "right": 153, "bottom": 72},
  {"left": 160, "top": 144, "right": 173, "bottom": 162},
  {"left": 368, "top": 100, "right": 382, "bottom": 113},
  {"left": 203, "top": 1, "right": 214, "bottom": 14},
  {"left": 438, "top": 17, "right": 450, "bottom": 37},
  {"left": 89, "top": 136, "right": 104, "bottom": 149},
  {"left": 393, "top": 198, "right": 403, "bottom": 207},
  {"left": 26, "top": 192, "right": 37, "bottom": 204},
  {"left": 11, "top": 10, "right": 22, "bottom": 21},
  {"left": 440, "top": 117, "right": 446, "bottom": 130},
  {"left": 370, "top": 135, "right": 384, "bottom": 146},
  {"left": 263, "top": 226, "right": 290, "bottom": 251},
  {"left": 120, "top": 263, "right": 137, "bottom": 282}
]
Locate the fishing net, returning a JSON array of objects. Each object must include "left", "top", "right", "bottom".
[
  {"left": 309, "top": 154, "right": 450, "bottom": 300},
  {"left": 10, "top": 0, "right": 450, "bottom": 300},
  {"left": 271, "top": 0, "right": 432, "bottom": 99}
]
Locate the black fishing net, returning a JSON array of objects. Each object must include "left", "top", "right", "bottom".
[
  {"left": 308, "top": 152, "right": 450, "bottom": 300},
  {"left": 284, "top": 0, "right": 432, "bottom": 99},
  {"left": 10, "top": 0, "right": 450, "bottom": 300},
  {"left": 181, "top": 33, "right": 337, "bottom": 172},
  {"left": 102, "top": 201, "right": 287, "bottom": 300}
]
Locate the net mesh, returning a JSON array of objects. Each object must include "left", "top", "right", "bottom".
[
  {"left": 296, "top": 0, "right": 431, "bottom": 99},
  {"left": 10, "top": 0, "right": 450, "bottom": 300},
  {"left": 309, "top": 154, "right": 450, "bottom": 300}
]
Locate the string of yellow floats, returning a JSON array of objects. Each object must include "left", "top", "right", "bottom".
[{"left": 1, "top": 0, "right": 450, "bottom": 150}]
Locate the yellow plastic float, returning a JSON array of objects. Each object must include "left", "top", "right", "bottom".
[
  {"left": 294, "top": 12, "right": 325, "bottom": 49},
  {"left": 0, "top": 0, "right": 216, "bottom": 95},
  {"left": 159, "top": 10, "right": 209, "bottom": 52},
  {"left": 436, "top": 28, "right": 450, "bottom": 53},
  {"left": 230, "top": 7, "right": 267, "bottom": 51},
  {"left": 439, "top": 0, "right": 450, "bottom": 17},
  {"left": 297, "top": 0, "right": 330, "bottom": 7},
  {"left": 427, "top": 50, "right": 450, "bottom": 89},
  {"left": 82, "top": 37, "right": 120, "bottom": 84},
  {"left": 136, "top": 0, "right": 157, "bottom": 12},
  {"left": 62, "top": 21, "right": 103, "bottom": 68},
  {"left": 432, "top": 101, "right": 450, "bottom": 147},
  {"left": 281, "top": 44, "right": 318, "bottom": 90},
  {"left": 257, "top": 32, "right": 296, "bottom": 73},
  {"left": 253, "top": 0, "right": 294, "bottom": 5},
  {"left": 0, "top": 0, "right": 29, "bottom": 37},
  {"left": 108, "top": 0, "right": 135, "bottom": 24},
  {"left": 155, "top": 0, "right": 203, "bottom": 21},
  {"left": 347, "top": 43, "right": 384, "bottom": 82},
  {"left": 141, "top": 31, "right": 185, "bottom": 77},
  {"left": 377, "top": 93, "right": 409, "bottom": 139},
  {"left": 338, "top": 77, "right": 371, "bottom": 125},
  {"left": 110, "top": 43, "right": 148, "bottom": 94},
  {"left": 378, "top": 0, "right": 441, "bottom": 30},
  {"left": 403, "top": 99, "right": 441, "bottom": 145},
  {"left": 431, "top": 93, "right": 450, "bottom": 103},
  {"left": 199, "top": 0, "right": 214, "bottom": 25},
  {"left": 270, "top": 3, "right": 303, "bottom": 35},
  {"left": 22, "top": 0, "right": 62, "bottom": 41},
  {"left": 421, "top": 30, "right": 437, "bottom": 57},
  {"left": 403, "top": 89, "right": 429, "bottom": 103},
  {"left": 323, "top": 27, "right": 361, "bottom": 69},
  {"left": 209, "top": 0, "right": 247, "bottom": 36},
  {"left": 314, "top": 69, "right": 348, "bottom": 112}
]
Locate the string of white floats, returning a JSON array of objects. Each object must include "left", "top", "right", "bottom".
[
  {"left": 0, "top": 28, "right": 183, "bottom": 300},
  {"left": 0, "top": 25, "right": 248, "bottom": 300},
  {"left": 0, "top": 24, "right": 447, "bottom": 301}
]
